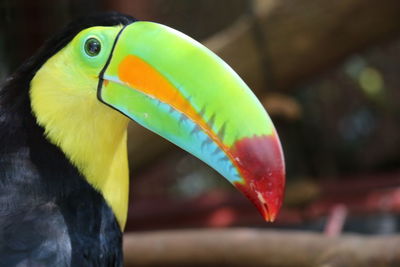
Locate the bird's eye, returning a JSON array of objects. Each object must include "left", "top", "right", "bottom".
[{"left": 84, "top": 38, "right": 101, "bottom": 57}]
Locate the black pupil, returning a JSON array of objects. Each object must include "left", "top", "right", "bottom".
[{"left": 85, "top": 38, "right": 101, "bottom": 56}]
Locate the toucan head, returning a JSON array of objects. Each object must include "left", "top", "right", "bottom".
[{"left": 29, "top": 13, "right": 285, "bottom": 226}]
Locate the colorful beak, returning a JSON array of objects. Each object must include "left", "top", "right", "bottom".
[{"left": 98, "top": 22, "right": 285, "bottom": 221}]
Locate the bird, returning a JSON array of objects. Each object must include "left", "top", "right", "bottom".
[{"left": 0, "top": 12, "right": 285, "bottom": 266}]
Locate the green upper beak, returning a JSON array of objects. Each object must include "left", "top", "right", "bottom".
[{"left": 98, "top": 22, "right": 285, "bottom": 221}]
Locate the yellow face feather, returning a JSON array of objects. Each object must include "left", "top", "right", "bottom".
[{"left": 30, "top": 26, "right": 130, "bottom": 229}]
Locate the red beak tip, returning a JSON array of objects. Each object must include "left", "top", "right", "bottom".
[
  {"left": 234, "top": 179, "right": 284, "bottom": 223},
  {"left": 258, "top": 201, "right": 278, "bottom": 223},
  {"left": 230, "top": 134, "right": 285, "bottom": 223},
  {"left": 263, "top": 212, "right": 275, "bottom": 223}
]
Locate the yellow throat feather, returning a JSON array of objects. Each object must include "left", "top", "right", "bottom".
[{"left": 30, "top": 32, "right": 130, "bottom": 229}]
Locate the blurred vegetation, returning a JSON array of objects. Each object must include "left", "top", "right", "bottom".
[{"left": 285, "top": 42, "right": 400, "bottom": 180}]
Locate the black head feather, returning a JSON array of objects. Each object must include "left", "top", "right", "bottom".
[
  {"left": 1, "top": 11, "right": 135, "bottom": 106},
  {"left": 31, "top": 11, "right": 136, "bottom": 74},
  {"left": 0, "top": 12, "right": 135, "bottom": 146}
]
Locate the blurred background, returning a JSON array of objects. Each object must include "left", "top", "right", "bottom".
[{"left": 1, "top": 0, "right": 400, "bottom": 265}]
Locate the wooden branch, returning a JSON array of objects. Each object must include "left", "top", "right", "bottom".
[{"left": 124, "top": 228, "right": 400, "bottom": 266}]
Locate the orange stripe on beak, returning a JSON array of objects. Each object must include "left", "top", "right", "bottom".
[
  {"left": 118, "top": 55, "right": 229, "bottom": 152},
  {"left": 119, "top": 55, "right": 195, "bottom": 120}
]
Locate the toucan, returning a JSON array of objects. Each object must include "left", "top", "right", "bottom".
[{"left": 0, "top": 12, "right": 285, "bottom": 266}]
